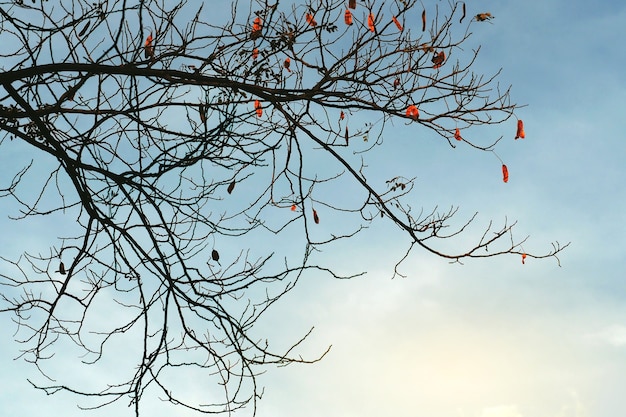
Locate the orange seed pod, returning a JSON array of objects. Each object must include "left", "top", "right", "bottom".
[
  {"left": 392, "top": 16, "right": 403, "bottom": 31},
  {"left": 368, "top": 13, "right": 375, "bottom": 32},
  {"left": 406, "top": 105, "right": 419, "bottom": 120},
  {"left": 344, "top": 9, "right": 353, "bottom": 25},
  {"left": 515, "top": 119, "right": 525, "bottom": 139}
]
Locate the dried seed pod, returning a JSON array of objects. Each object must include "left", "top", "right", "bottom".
[
  {"left": 144, "top": 33, "right": 154, "bottom": 59},
  {"left": 348, "top": 0, "right": 356, "bottom": 9},
  {"left": 432, "top": 51, "right": 445, "bottom": 69},
  {"left": 515, "top": 119, "right": 525, "bottom": 139},
  {"left": 392, "top": 16, "right": 403, "bottom": 31},
  {"left": 59, "top": 262, "right": 66, "bottom": 275},
  {"left": 306, "top": 13, "right": 317, "bottom": 27},
  {"left": 422, "top": 9, "right": 426, "bottom": 31},
  {"left": 344, "top": 9, "right": 353, "bottom": 25},
  {"left": 211, "top": 249, "right": 220, "bottom": 262},
  {"left": 227, "top": 179, "right": 236, "bottom": 194},
  {"left": 454, "top": 127, "right": 462, "bottom": 141},
  {"left": 283, "top": 57, "right": 291, "bottom": 72},
  {"left": 522, "top": 253, "right": 527, "bottom": 264},
  {"left": 251, "top": 17, "right": 262, "bottom": 39},
  {"left": 254, "top": 100, "right": 263, "bottom": 117},
  {"left": 406, "top": 105, "right": 419, "bottom": 120},
  {"left": 502, "top": 164, "right": 509, "bottom": 183},
  {"left": 367, "top": 13, "right": 375, "bottom": 32},
  {"left": 313, "top": 209, "right": 320, "bottom": 224},
  {"left": 78, "top": 21, "right": 90, "bottom": 37}
]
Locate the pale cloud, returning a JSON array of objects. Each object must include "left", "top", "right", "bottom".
[
  {"left": 585, "top": 324, "right": 626, "bottom": 347},
  {"left": 480, "top": 405, "right": 523, "bottom": 417}
]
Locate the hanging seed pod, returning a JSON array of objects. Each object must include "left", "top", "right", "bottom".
[
  {"left": 475, "top": 12, "right": 493, "bottom": 22},
  {"left": 251, "top": 16, "right": 262, "bottom": 39},
  {"left": 306, "top": 13, "right": 318, "bottom": 27},
  {"left": 291, "top": 204, "right": 297, "bottom": 211},
  {"left": 227, "top": 179, "right": 236, "bottom": 194},
  {"left": 254, "top": 100, "right": 263, "bottom": 117},
  {"left": 406, "top": 105, "right": 419, "bottom": 120},
  {"left": 348, "top": 0, "right": 356, "bottom": 9},
  {"left": 144, "top": 33, "right": 154, "bottom": 59},
  {"left": 502, "top": 164, "right": 509, "bottom": 183},
  {"left": 392, "top": 16, "right": 403, "bottom": 31},
  {"left": 313, "top": 209, "right": 320, "bottom": 224},
  {"left": 432, "top": 51, "right": 445, "bottom": 69},
  {"left": 252, "top": 48, "right": 259, "bottom": 60},
  {"left": 515, "top": 119, "right": 525, "bottom": 139},
  {"left": 422, "top": 9, "right": 426, "bottom": 31},
  {"left": 211, "top": 249, "right": 220, "bottom": 262},
  {"left": 283, "top": 57, "right": 291, "bottom": 72},
  {"left": 345, "top": 126, "right": 349, "bottom": 145},
  {"left": 59, "top": 261, "right": 66, "bottom": 275},
  {"left": 344, "top": 9, "right": 353, "bottom": 25},
  {"left": 199, "top": 103, "right": 207, "bottom": 124},
  {"left": 522, "top": 253, "right": 527, "bottom": 264},
  {"left": 454, "top": 128, "right": 462, "bottom": 141},
  {"left": 78, "top": 21, "right": 90, "bottom": 37},
  {"left": 367, "top": 13, "right": 375, "bottom": 32}
]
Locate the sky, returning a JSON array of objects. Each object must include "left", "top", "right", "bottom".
[{"left": 1, "top": 0, "right": 626, "bottom": 417}]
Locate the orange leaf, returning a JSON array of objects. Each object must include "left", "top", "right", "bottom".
[
  {"left": 475, "top": 12, "right": 493, "bottom": 22},
  {"left": 368, "top": 13, "right": 375, "bottom": 32},
  {"left": 406, "top": 105, "right": 419, "bottom": 120},
  {"left": 251, "top": 17, "right": 262, "bottom": 39},
  {"left": 521, "top": 253, "right": 527, "bottom": 264},
  {"left": 252, "top": 48, "right": 259, "bottom": 60},
  {"left": 344, "top": 9, "right": 353, "bottom": 25},
  {"left": 306, "top": 13, "right": 318, "bottom": 27},
  {"left": 454, "top": 127, "right": 462, "bottom": 141},
  {"left": 515, "top": 119, "right": 525, "bottom": 139},
  {"left": 291, "top": 204, "right": 297, "bottom": 211},
  {"left": 392, "top": 16, "right": 403, "bottom": 31},
  {"left": 502, "top": 164, "right": 509, "bottom": 183},
  {"left": 349, "top": 0, "right": 356, "bottom": 9},
  {"left": 227, "top": 179, "right": 236, "bottom": 194},
  {"left": 422, "top": 9, "right": 426, "bottom": 31},
  {"left": 340, "top": 110, "right": 345, "bottom": 120},
  {"left": 283, "top": 57, "right": 291, "bottom": 72},
  {"left": 313, "top": 209, "right": 320, "bottom": 224},
  {"left": 432, "top": 51, "right": 445, "bottom": 69},
  {"left": 254, "top": 100, "right": 263, "bottom": 117}
]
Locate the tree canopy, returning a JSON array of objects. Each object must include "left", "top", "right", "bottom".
[{"left": 0, "top": 0, "right": 567, "bottom": 415}]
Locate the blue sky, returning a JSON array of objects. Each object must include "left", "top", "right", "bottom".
[{"left": 1, "top": 0, "right": 626, "bottom": 416}]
